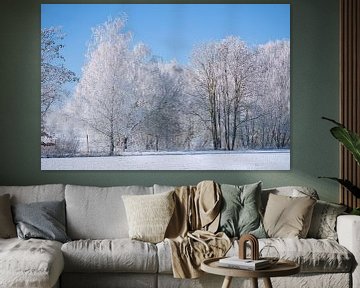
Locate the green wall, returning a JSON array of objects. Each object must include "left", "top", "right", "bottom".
[{"left": 0, "top": 0, "right": 340, "bottom": 203}]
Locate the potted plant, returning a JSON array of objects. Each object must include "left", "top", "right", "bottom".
[{"left": 320, "top": 117, "right": 360, "bottom": 215}]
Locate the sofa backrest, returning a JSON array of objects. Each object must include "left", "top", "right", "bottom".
[
  {"left": 0, "top": 183, "right": 320, "bottom": 240},
  {"left": 65, "top": 184, "right": 153, "bottom": 240},
  {"left": 0, "top": 184, "right": 65, "bottom": 204}
]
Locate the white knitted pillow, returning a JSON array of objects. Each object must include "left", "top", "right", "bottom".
[{"left": 122, "top": 191, "right": 175, "bottom": 243}]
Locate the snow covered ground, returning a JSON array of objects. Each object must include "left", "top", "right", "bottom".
[{"left": 41, "top": 150, "right": 290, "bottom": 170}]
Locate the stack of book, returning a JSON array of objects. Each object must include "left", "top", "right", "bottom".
[{"left": 218, "top": 257, "right": 271, "bottom": 270}]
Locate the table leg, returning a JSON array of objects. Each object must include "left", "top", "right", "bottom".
[
  {"left": 263, "top": 277, "right": 273, "bottom": 288},
  {"left": 251, "top": 278, "right": 258, "bottom": 288},
  {"left": 221, "top": 276, "right": 233, "bottom": 288}
]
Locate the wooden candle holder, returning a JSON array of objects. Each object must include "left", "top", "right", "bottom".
[{"left": 238, "top": 234, "right": 259, "bottom": 260}]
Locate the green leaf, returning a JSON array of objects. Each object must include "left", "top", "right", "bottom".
[
  {"left": 351, "top": 208, "right": 360, "bottom": 215},
  {"left": 318, "top": 177, "right": 360, "bottom": 198},
  {"left": 322, "top": 117, "right": 360, "bottom": 165},
  {"left": 330, "top": 126, "right": 360, "bottom": 165},
  {"left": 322, "top": 116, "right": 344, "bottom": 127}
]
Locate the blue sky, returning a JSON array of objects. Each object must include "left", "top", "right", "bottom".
[{"left": 41, "top": 4, "right": 290, "bottom": 77}]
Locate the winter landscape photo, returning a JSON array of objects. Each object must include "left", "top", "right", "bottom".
[{"left": 41, "top": 4, "right": 290, "bottom": 170}]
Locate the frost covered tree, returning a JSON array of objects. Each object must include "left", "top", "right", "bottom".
[
  {"left": 141, "top": 60, "right": 186, "bottom": 151},
  {"left": 70, "top": 17, "right": 153, "bottom": 156},
  {"left": 187, "top": 37, "right": 290, "bottom": 151},
  {"left": 251, "top": 40, "right": 290, "bottom": 149},
  {"left": 188, "top": 36, "right": 258, "bottom": 150},
  {"left": 188, "top": 41, "right": 222, "bottom": 150},
  {"left": 41, "top": 27, "right": 77, "bottom": 133},
  {"left": 217, "top": 37, "right": 259, "bottom": 150}
]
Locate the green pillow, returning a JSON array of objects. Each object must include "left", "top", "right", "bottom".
[{"left": 218, "top": 182, "right": 266, "bottom": 238}]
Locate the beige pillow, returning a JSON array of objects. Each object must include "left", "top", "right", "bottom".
[
  {"left": 122, "top": 191, "right": 175, "bottom": 243},
  {"left": 263, "top": 193, "right": 316, "bottom": 238},
  {"left": 0, "top": 194, "right": 16, "bottom": 238}
]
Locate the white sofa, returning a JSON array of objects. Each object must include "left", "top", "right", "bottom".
[{"left": 0, "top": 183, "right": 359, "bottom": 288}]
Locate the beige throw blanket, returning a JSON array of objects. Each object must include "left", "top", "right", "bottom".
[{"left": 165, "top": 181, "right": 231, "bottom": 279}]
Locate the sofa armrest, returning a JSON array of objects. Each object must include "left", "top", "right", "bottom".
[{"left": 337, "top": 215, "right": 360, "bottom": 288}]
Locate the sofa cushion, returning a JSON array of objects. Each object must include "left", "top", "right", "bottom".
[
  {"left": 231, "top": 238, "right": 353, "bottom": 273},
  {"left": 158, "top": 237, "right": 353, "bottom": 274},
  {"left": 218, "top": 182, "right": 266, "bottom": 238},
  {"left": 0, "top": 238, "right": 64, "bottom": 288},
  {"left": 61, "top": 239, "right": 158, "bottom": 273},
  {"left": 263, "top": 193, "right": 316, "bottom": 238},
  {"left": 12, "top": 200, "right": 70, "bottom": 243},
  {"left": 0, "top": 184, "right": 65, "bottom": 204},
  {"left": 122, "top": 191, "right": 175, "bottom": 243},
  {"left": 307, "top": 200, "right": 347, "bottom": 240},
  {"left": 156, "top": 240, "right": 173, "bottom": 274},
  {"left": 0, "top": 194, "right": 16, "bottom": 238},
  {"left": 65, "top": 185, "right": 153, "bottom": 239},
  {"left": 260, "top": 238, "right": 353, "bottom": 273}
]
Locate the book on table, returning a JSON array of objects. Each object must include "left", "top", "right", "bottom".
[{"left": 218, "top": 257, "right": 271, "bottom": 270}]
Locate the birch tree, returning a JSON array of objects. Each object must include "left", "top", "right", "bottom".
[{"left": 70, "top": 17, "right": 152, "bottom": 155}]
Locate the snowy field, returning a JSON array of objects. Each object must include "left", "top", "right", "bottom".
[{"left": 41, "top": 150, "right": 290, "bottom": 170}]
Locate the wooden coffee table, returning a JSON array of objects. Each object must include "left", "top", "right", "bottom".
[{"left": 201, "top": 257, "right": 300, "bottom": 288}]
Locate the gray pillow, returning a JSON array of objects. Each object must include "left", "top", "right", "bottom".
[
  {"left": 307, "top": 200, "right": 347, "bottom": 240},
  {"left": 218, "top": 182, "right": 266, "bottom": 238},
  {"left": 12, "top": 200, "right": 70, "bottom": 243}
]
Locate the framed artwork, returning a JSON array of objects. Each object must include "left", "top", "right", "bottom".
[{"left": 41, "top": 4, "right": 290, "bottom": 170}]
